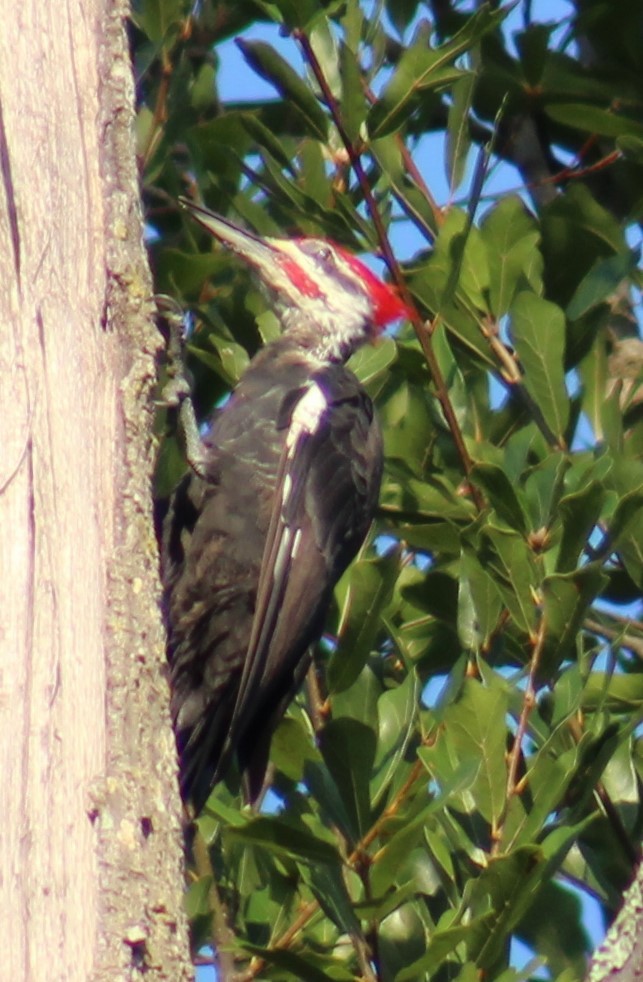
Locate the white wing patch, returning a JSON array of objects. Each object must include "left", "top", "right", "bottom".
[{"left": 286, "top": 382, "right": 328, "bottom": 452}]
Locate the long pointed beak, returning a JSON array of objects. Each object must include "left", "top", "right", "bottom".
[
  {"left": 180, "top": 198, "right": 325, "bottom": 303},
  {"left": 179, "top": 198, "right": 282, "bottom": 276}
]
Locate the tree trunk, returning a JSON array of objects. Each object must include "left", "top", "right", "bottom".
[
  {"left": 586, "top": 862, "right": 643, "bottom": 982},
  {"left": 0, "top": 1, "right": 191, "bottom": 978}
]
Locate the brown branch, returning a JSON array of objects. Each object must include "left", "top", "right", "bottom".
[
  {"left": 492, "top": 616, "right": 546, "bottom": 853},
  {"left": 293, "top": 29, "right": 484, "bottom": 512}
]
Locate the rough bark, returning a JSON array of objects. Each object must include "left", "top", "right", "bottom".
[
  {"left": 0, "top": 1, "right": 191, "bottom": 978},
  {"left": 587, "top": 863, "right": 643, "bottom": 982}
]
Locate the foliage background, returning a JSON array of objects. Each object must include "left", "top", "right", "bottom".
[{"left": 133, "top": 0, "right": 643, "bottom": 978}]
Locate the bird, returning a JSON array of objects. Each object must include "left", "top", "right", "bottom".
[{"left": 162, "top": 200, "right": 409, "bottom": 812}]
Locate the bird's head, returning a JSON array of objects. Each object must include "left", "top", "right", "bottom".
[{"left": 181, "top": 199, "right": 410, "bottom": 362}]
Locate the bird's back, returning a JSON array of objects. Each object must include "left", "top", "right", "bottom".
[{"left": 163, "top": 339, "right": 382, "bottom": 808}]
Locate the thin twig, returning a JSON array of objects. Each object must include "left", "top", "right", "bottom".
[
  {"left": 584, "top": 616, "right": 643, "bottom": 661},
  {"left": 192, "top": 829, "right": 238, "bottom": 981},
  {"left": 243, "top": 755, "right": 429, "bottom": 979},
  {"left": 492, "top": 618, "right": 546, "bottom": 853}
]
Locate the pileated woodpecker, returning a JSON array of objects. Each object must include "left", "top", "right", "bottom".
[{"left": 163, "top": 200, "right": 408, "bottom": 811}]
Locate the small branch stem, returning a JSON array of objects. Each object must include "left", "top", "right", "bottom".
[
  {"left": 492, "top": 618, "right": 546, "bottom": 853},
  {"left": 294, "top": 29, "right": 484, "bottom": 512}
]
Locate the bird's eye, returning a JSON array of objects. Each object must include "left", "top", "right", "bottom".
[
  {"left": 299, "top": 240, "right": 335, "bottom": 267},
  {"left": 315, "top": 245, "right": 333, "bottom": 264}
]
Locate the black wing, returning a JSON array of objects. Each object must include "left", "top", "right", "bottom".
[{"left": 228, "top": 367, "right": 382, "bottom": 797}]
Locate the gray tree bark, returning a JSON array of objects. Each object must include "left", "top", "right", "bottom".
[{"left": 0, "top": 1, "right": 191, "bottom": 978}]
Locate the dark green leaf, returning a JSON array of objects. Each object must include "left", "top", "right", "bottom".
[
  {"left": 367, "top": 5, "right": 506, "bottom": 138},
  {"left": 226, "top": 815, "right": 339, "bottom": 865},
  {"left": 319, "top": 717, "right": 376, "bottom": 839},
  {"left": 132, "top": 0, "right": 186, "bottom": 42},
  {"left": 240, "top": 113, "right": 297, "bottom": 172},
  {"left": 566, "top": 251, "right": 639, "bottom": 320},
  {"left": 298, "top": 862, "right": 362, "bottom": 936},
  {"left": 329, "top": 552, "right": 399, "bottom": 693},
  {"left": 437, "top": 676, "right": 509, "bottom": 825},
  {"left": 250, "top": 0, "right": 337, "bottom": 31},
  {"left": 556, "top": 478, "right": 605, "bottom": 572},
  {"left": 470, "top": 462, "right": 530, "bottom": 533},
  {"left": 236, "top": 39, "right": 328, "bottom": 140},
  {"left": 446, "top": 73, "right": 476, "bottom": 193},
  {"left": 539, "top": 565, "right": 608, "bottom": 679}
]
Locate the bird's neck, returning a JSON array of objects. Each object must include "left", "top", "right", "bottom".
[{"left": 276, "top": 305, "right": 372, "bottom": 365}]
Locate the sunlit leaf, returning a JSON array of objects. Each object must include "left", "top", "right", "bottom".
[
  {"left": 236, "top": 39, "right": 329, "bottom": 140},
  {"left": 510, "top": 292, "right": 569, "bottom": 442}
]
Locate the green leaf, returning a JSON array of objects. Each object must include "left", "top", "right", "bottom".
[
  {"left": 271, "top": 716, "right": 319, "bottom": 782},
  {"left": 481, "top": 197, "right": 543, "bottom": 317},
  {"left": 438, "top": 676, "right": 509, "bottom": 826},
  {"left": 470, "top": 462, "right": 530, "bottom": 534},
  {"left": 384, "top": 0, "right": 420, "bottom": 35},
  {"left": 131, "top": 0, "right": 186, "bottom": 43},
  {"left": 226, "top": 815, "right": 338, "bottom": 865},
  {"left": 617, "top": 134, "right": 643, "bottom": 163},
  {"left": 522, "top": 453, "right": 569, "bottom": 531},
  {"left": 319, "top": 717, "right": 376, "bottom": 840},
  {"left": 329, "top": 551, "right": 399, "bottom": 693},
  {"left": 298, "top": 862, "right": 362, "bottom": 936},
  {"left": 606, "top": 484, "right": 643, "bottom": 547},
  {"left": 545, "top": 102, "right": 643, "bottom": 142},
  {"left": 517, "top": 880, "right": 592, "bottom": 976},
  {"left": 458, "top": 550, "right": 504, "bottom": 651},
  {"left": 446, "top": 73, "right": 476, "bottom": 193},
  {"left": 396, "top": 911, "right": 490, "bottom": 980},
  {"left": 566, "top": 251, "right": 639, "bottom": 320},
  {"left": 379, "top": 901, "right": 427, "bottom": 977},
  {"left": 583, "top": 672, "right": 643, "bottom": 712},
  {"left": 184, "top": 874, "right": 213, "bottom": 919},
  {"left": 236, "top": 39, "right": 329, "bottom": 141},
  {"left": 205, "top": 335, "right": 250, "bottom": 385},
  {"left": 240, "top": 113, "right": 297, "bottom": 172},
  {"left": 516, "top": 23, "right": 554, "bottom": 85},
  {"left": 466, "top": 847, "right": 544, "bottom": 967},
  {"left": 540, "top": 184, "right": 625, "bottom": 306},
  {"left": 370, "top": 135, "right": 439, "bottom": 241},
  {"left": 371, "top": 671, "right": 420, "bottom": 804},
  {"left": 539, "top": 565, "right": 608, "bottom": 679},
  {"left": 249, "top": 0, "right": 339, "bottom": 30},
  {"left": 478, "top": 525, "right": 539, "bottom": 635},
  {"left": 556, "top": 478, "right": 605, "bottom": 572},
  {"left": 510, "top": 292, "right": 569, "bottom": 442},
  {"left": 367, "top": 4, "right": 506, "bottom": 138},
  {"left": 347, "top": 336, "right": 398, "bottom": 393},
  {"left": 511, "top": 744, "right": 581, "bottom": 848},
  {"left": 240, "top": 942, "right": 354, "bottom": 982}
]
